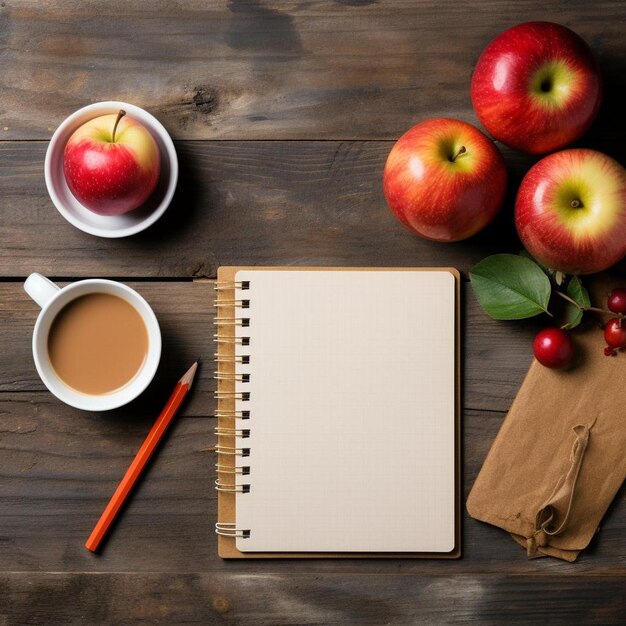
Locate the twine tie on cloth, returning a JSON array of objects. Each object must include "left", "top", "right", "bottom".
[{"left": 527, "top": 419, "right": 595, "bottom": 557}]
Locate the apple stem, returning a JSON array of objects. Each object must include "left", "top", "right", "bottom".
[
  {"left": 570, "top": 199, "right": 582, "bottom": 208},
  {"left": 111, "top": 109, "right": 126, "bottom": 143},
  {"left": 450, "top": 146, "right": 466, "bottom": 162}
]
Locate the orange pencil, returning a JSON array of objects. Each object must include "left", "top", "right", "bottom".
[{"left": 85, "top": 360, "right": 199, "bottom": 552}]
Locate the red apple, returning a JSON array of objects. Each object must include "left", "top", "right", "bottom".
[
  {"left": 63, "top": 110, "right": 160, "bottom": 216},
  {"left": 383, "top": 118, "right": 507, "bottom": 242},
  {"left": 471, "top": 22, "right": 602, "bottom": 154},
  {"left": 515, "top": 149, "right": 626, "bottom": 274}
]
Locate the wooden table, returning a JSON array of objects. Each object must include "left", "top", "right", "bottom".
[{"left": 1, "top": 1, "right": 624, "bottom": 623}]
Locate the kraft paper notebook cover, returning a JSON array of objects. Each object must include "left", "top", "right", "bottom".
[{"left": 214, "top": 267, "right": 460, "bottom": 559}]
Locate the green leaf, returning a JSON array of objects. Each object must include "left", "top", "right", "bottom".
[
  {"left": 519, "top": 249, "right": 557, "bottom": 281},
  {"left": 562, "top": 276, "right": 590, "bottom": 329},
  {"left": 470, "top": 254, "right": 552, "bottom": 320}
]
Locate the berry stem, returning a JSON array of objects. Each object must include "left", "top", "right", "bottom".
[
  {"left": 554, "top": 290, "right": 579, "bottom": 307},
  {"left": 554, "top": 290, "right": 617, "bottom": 316},
  {"left": 587, "top": 305, "right": 616, "bottom": 314},
  {"left": 111, "top": 109, "right": 126, "bottom": 143}
]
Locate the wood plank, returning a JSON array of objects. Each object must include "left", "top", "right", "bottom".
[
  {"left": 0, "top": 280, "right": 536, "bottom": 412},
  {"left": 1, "top": 572, "right": 625, "bottom": 625},
  {"left": 3, "top": 139, "right": 623, "bottom": 278},
  {"left": 0, "top": 396, "right": 623, "bottom": 574},
  {"left": 0, "top": 1, "right": 623, "bottom": 141},
  {"left": 0, "top": 282, "right": 215, "bottom": 415},
  {"left": 8, "top": 140, "right": 624, "bottom": 279}
]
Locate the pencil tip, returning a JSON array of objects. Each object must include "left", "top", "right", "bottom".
[{"left": 180, "top": 360, "right": 199, "bottom": 386}]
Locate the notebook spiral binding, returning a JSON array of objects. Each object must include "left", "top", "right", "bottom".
[
  {"left": 215, "top": 523, "right": 250, "bottom": 538},
  {"left": 214, "top": 278, "right": 251, "bottom": 539}
]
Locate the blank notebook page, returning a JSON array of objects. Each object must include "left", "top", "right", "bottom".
[{"left": 233, "top": 269, "right": 456, "bottom": 552}]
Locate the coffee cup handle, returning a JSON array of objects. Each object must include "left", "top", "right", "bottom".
[{"left": 24, "top": 273, "right": 61, "bottom": 309}]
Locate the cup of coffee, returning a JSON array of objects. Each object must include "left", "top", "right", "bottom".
[{"left": 24, "top": 273, "right": 161, "bottom": 411}]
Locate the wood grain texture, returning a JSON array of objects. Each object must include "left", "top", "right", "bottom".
[
  {"left": 2, "top": 0, "right": 626, "bottom": 621},
  {"left": 2, "top": 572, "right": 626, "bottom": 625},
  {"left": 0, "top": 1, "right": 624, "bottom": 141},
  {"left": 0, "top": 396, "right": 623, "bottom": 575},
  {"left": 7, "top": 140, "right": 625, "bottom": 279}
]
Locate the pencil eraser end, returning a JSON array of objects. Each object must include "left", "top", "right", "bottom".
[{"left": 85, "top": 537, "right": 99, "bottom": 553}]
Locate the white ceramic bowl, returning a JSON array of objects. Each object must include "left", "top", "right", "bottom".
[{"left": 44, "top": 101, "right": 178, "bottom": 238}]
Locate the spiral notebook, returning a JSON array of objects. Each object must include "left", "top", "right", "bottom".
[{"left": 214, "top": 267, "right": 460, "bottom": 558}]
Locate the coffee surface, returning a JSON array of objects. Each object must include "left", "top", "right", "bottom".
[{"left": 48, "top": 293, "right": 148, "bottom": 395}]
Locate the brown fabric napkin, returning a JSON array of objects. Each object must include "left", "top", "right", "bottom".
[{"left": 467, "top": 279, "right": 626, "bottom": 561}]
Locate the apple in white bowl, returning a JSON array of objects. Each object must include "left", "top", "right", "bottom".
[
  {"left": 383, "top": 118, "right": 507, "bottom": 242},
  {"left": 471, "top": 22, "right": 602, "bottom": 154},
  {"left": 515, "top": 149, "right": 626, "bottom": 274},
  {"left": 63, "top": 110, "right": 160, "bottom": 216}
]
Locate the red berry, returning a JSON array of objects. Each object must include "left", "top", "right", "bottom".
[
  {"left": 533, "top": 328, "right": 574, "bottom": 369},
  {"left": 604, "top": 318, "right": 626, "bottom": 349},
  {"left": 607, "top": 288, "right": 626, "bottom": 314}
]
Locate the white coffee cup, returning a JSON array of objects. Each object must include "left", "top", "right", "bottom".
[{"left": 24, "top": 273, "right": 161, "bottom": 411}]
